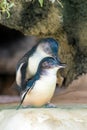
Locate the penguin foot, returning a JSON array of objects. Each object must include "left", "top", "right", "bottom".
[
  {"left": 22, "top": 105, "right": 33, "bottom": 109},
  {"left": 44, "top": 103, "right": 57, "bottom": 108}
]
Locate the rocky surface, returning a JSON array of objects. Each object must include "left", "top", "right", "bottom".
[
  {"left": 0, "top": 108, "right": 87, "bottom": 130},
  {"left": 52, "top": 74, "right": 87, "bottom": 104}
]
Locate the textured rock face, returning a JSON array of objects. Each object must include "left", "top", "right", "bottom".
[
  {"left": 0, "top": 108, "right": 87, "bottom": 130},
  {"left": 0, "top": 0, "right": 62, "bottom": 36},
  {"left": 63, "top": 0, "right": 87, "bottom": 80},
  {"left": 63, "top": 0, "right": 87, "bottom": 50}
]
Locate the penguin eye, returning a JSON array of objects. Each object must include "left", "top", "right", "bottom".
[
  {"left": 42, "top": 61, "right": 48, "bottom": 67},
  {"left": 45, "top": 45, "right": 49, "bottom": 50},
  {"left": 42, "top": 44, "right": 51, "bottom": 53},
  {"left": 46, "top": 47, "right": 51, "bottom": 52},
  {"left": 49, "top": 62, "right": 54, "bottom": 66}
]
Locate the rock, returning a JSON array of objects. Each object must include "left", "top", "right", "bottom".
[
  {"left": 0, "top": 1, "right": 62, "bottom": 36},
  {"left": 0, "top": 108, "right": 87, "bottom": 130},
  {"left": 0, "top": 25, "right": 37, "bottom": 73},
  {"left": 52, "top": 74, "right": 87, "bottom": 104}
]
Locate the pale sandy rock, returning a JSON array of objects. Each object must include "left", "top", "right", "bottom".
[
  {"left": 52, "top": 74, "right": 87, "bottom": 104},
  {"left": 0, "top": 108, "right": 87, "bottom": 130}
]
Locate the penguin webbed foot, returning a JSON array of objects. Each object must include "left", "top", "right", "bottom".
[
  {"left": 16, "top": 103, "right": 57, "bottom": 109},
  {"left": 44, "top": 103, "right": 57, "bottom": 108}
]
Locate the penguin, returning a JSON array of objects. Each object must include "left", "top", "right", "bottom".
[
  {"left": 18, "top": 57, "right": 65, "bottom": 108},
  {"left": 16, "top": 38, "right": 59, "bottom": 91}
]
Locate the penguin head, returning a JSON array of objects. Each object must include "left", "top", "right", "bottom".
[
  {"left": 37, "top": 38, "right": 59, "bottom": 58},
  {"left": 38, "top": 57, "right": 66, "bottom": 75}
]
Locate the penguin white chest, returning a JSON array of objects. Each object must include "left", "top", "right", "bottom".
[
  {"left": 23, "top": 75, "right": 57, "bottom": 107},
  {"left": 27, "top": 51, "right": 49, "bottom": 77}
]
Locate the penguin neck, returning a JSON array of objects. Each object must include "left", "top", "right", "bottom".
[
  {"left": 30, "top": 47, "right": 50, "bottom": 62},
  {"left": 35, "top": 46, "right": 50, "bottom": 58},
  {"left": 40, "top": 67, "right": 58, "bottom": 76}
]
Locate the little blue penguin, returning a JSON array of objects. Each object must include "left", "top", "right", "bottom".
[
  {"left": 16, "top": 38, "right": 59, "bottom": 90},
  {"left": 18, "top": 57, "right": 65, "bottom": 108}
]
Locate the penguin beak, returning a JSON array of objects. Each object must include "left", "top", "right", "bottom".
[
  {"left": 58, "top": 63, "right": 66, "bottom": 68},
  {"left": 54, "top": 57, "right": 66, "bottom": 68}
]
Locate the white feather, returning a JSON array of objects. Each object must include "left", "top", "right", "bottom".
[
  {"left": 22, "top": 68, "right": 58, "bottom": 107},
  {"left": 16, "top": 63, "right": 24, "bottom": 86},
  {"left": 27, "top": 46, "right": 50, "bottom": 78}
]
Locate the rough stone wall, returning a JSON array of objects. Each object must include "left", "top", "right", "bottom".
[{"left": 62, "top": 0, "right": 87, "bottom": 84}]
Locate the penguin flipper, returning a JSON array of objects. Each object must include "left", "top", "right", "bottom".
[
  {"left": 17, "top": 73, "right": 39, "bottom": 109},
  {"left": 17, "top": 82, "right": 35, "bottom": 109},
  {"left": 20, "top": 62, "right": 28, "bottom": 90},
  {"left": 16, "top": 54, "right": 28, "bottom": 71}
]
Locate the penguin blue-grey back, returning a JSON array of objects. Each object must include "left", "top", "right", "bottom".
[{"left": 16, "top": 38, "right": 59, "bottom": 90}]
